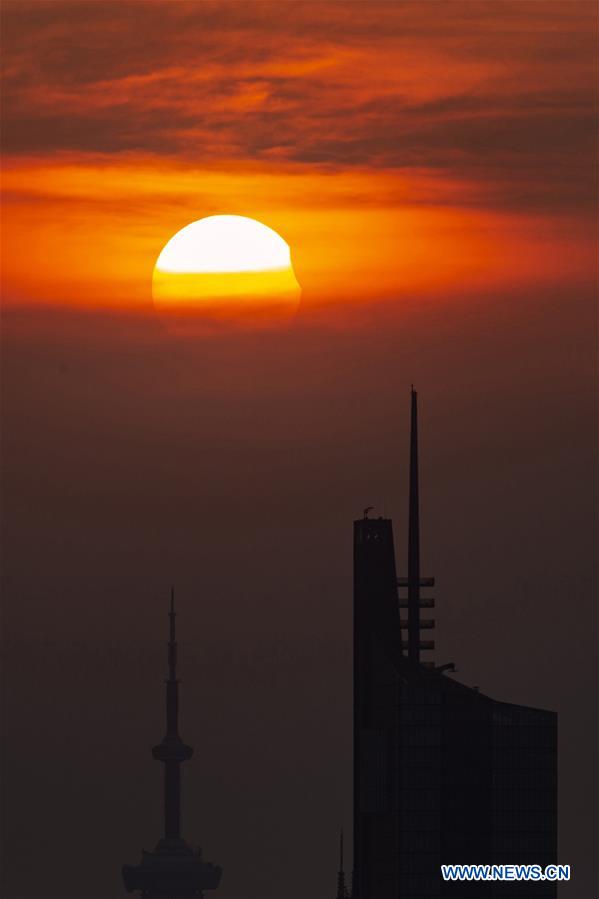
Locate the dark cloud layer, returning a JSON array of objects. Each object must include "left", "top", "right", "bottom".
[{"left": 2, "top": 1, "right": 597, "bottom": 211}]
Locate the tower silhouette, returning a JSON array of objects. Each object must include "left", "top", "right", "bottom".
[
  {"left": 122, "top": 592, "right": 222, "bottom": 898},
  {"left": 352, "top": 389, "right": 557, "bottom": 898},
  {"left": 335, "top": 829, "right": 349, "bottom": 899}
]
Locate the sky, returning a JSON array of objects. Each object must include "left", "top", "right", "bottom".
[{"left": 1, "top": 2, "right": 597, "bottom": 898}]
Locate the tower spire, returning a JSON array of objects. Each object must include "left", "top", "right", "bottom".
[
  {"left": 167, "top": 587, "right": 179, "bottom": 734},
  {"left": 336, "top": 828, "right": 348, "bottom": 899},
  {"left": 152, "top": 589, "right": 192, "bottom": 843},
  {"left": 408, "top": 387, "right": 421, "bottom": 663}
]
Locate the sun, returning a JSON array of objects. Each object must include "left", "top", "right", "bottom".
[{"left": 152, "top": 215, "right": 301, "bottom": 331}]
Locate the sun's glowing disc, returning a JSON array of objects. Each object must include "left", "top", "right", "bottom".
[
  {"left": 155, "top": 215, "right": 292, "bottom": 273},
  {"left": 152, "top": 215, "right": 301, "bottom": 332}
]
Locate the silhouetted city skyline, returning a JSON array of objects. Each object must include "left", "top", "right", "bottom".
[{"left": 116, "top": 389, "right": 559, "bottom": 899}]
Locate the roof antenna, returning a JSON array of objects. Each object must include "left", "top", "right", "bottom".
[
  {"left": 336, "top": 828, "right": 348, "bottom": 899},
  {"left": 408, "top": 387, "right": 421, "bottom": 662}
]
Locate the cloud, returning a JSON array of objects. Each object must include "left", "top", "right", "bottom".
[{"left": 2, "top": 1, "right": 596, "bottom": 213}]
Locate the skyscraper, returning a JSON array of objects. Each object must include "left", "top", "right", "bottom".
[
  {"left": 123, "top": 593, "right": 222, "bottom": 899},
  {"left": 353, "top": 390, "right": 557, "bottom": 898}
]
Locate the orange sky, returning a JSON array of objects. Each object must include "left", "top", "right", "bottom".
[{"left": 1, "top": 1, "right": 597, "bottom": 318}]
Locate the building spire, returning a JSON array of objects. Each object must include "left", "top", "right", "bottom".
[
  {"left": 336, "top": 828, "right": 348, "bottom": 899},
  {"left": 408, "top": 387, "right": 421, "bottom": 662},
  {"left": 398, "top": 388, "right": 436, "bottom": 662},
  {"left": 167, "top": 587, "right": 178, "bottom": 705},
  {"left": 152, "top": 589, "right": 192, "bottom": 842}
]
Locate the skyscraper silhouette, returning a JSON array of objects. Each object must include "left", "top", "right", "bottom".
[
  {"left": 123, "top": 593, "right": 222, "bottom": 898},
  {"left": 353, "top": 390, "right": 557, "bottom": 898}
]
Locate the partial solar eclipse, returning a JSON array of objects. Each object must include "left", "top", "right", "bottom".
[{"left": 152, "top": 215, "right": 301, "bottom": 331}]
